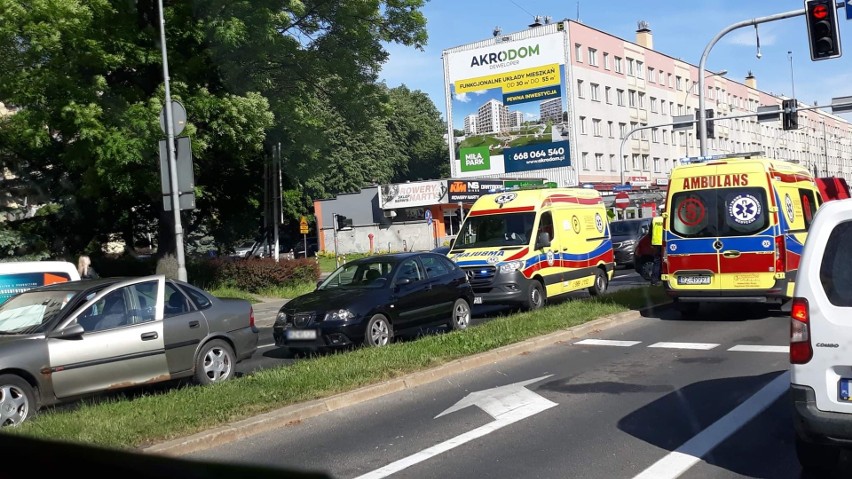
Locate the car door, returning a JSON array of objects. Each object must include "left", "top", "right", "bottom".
[
  {"left": 391, "top": 258, "right": 439, "bottom": 331},
  {"left": 162, "top": 281, "right": 210, "bottom": 376},
  {"left": 48, "top": 276, "right": 168, "bottom": 399},
  {"left": 421, "top": 254, "right": 461, "bottom": 321}
]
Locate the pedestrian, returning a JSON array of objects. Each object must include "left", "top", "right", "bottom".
[
  {"left": 650, "top": 217, "right": 663, "bottom": 286},
  {"left": 77, "top": 255, "right": 100, "bottom": 279}
]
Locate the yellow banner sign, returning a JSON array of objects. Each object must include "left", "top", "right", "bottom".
[{"left": 454, "top": 63, "right": 560, "bottom": 94}]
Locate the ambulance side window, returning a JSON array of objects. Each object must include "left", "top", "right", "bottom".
[
  {"left": 800, "top": 188, "right": 818, "bottom": 230},
  {"left": 536, "top": 212, "right": 554, "bottom": 245}
]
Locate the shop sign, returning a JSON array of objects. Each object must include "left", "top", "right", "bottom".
[
  {"left": 447, "top": 180, "right": 505, "bottom": 202},
  {"left": 379, "top": 180, "right": 449, "bottom": 209}
]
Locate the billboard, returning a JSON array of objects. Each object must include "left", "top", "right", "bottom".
[
  {"left": 379, "top": 180, "right": 449, "bottom": 209},
  {"left": 445, "top": 30, "right": 571, "bottom": 178},
  {"left": 446, "top": 179, "right": 505, "bottom": 202}
]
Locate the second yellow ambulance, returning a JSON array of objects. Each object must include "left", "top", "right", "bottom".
[
  {"left": 449, "top": 187, "right": 615, "bottom": 311},
  {"left": 661, "top": 152, "right": 821, "bottom": 314}
]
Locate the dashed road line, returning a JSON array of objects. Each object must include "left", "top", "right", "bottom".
[
  {"left": 575, "top": 339, "right": 788, "bottom": 353},
  {"left": 574, "top": 339, "right": 642, "bottom": 347},
  {"left": 727, "top": 345, "right": 789, "bottom": 353},
  {"left": 648, "top": 342, "right": 719, "bottom": 350}
]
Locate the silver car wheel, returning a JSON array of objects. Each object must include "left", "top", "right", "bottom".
[
  {"left": 370, "top": 319, "right": 390, "bottom": 345},
  {"left": 451, "top": 299, "right": 470, "bottom": 331},
  {"left": 0, "top": 376, "right": 33, "bottom": 427},
  {"left": 195, "top": 340, "right": 235, "bottom": 385}
]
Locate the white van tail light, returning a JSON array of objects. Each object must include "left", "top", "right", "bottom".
[{"left": 790, "top": 297, "right": 813, "bottom": 364}]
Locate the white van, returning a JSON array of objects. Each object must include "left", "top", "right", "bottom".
[{"left": 0, "top": 261, "right": 81, "bottom": 304}]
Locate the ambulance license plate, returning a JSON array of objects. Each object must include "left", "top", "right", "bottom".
[
  {"left": 677, "top": 275, "right": 711, "bottom": 285},
  {"left": 839, "top": 379, "right": 852, "bottom": 401},
  {"left": 286, "top": 329, "right": 317, "bottom": 340},
  {"left": 474, "top": 296, "right": 483, "bottom": 305}
]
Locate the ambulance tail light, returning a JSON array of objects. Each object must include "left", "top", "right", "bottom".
[
  {"left": 775, "top": 236, "right": 786, "bottom": 273},
  {"left": 790, "top": 297, "right": 813, "bottom": 364}
]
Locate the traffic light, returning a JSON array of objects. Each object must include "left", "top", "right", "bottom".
[
  {"left": 805, "top": 0, "right": 841, "bottom": 61},
  {"left": 696, "top": 109, "right": 715, "bottom": 139},
  {"left": 336, "top": 215, "right": 353, "bottom": 231},
  {"left": 783, "top": 98, "right": 799, "bottom": 130}
]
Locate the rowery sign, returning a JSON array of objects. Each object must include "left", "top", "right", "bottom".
[
  {"left": 379, "top": 180, "right": 449, "bottom": 209},
  {"left": 447, "top": 180, "right": 505, "bottom": 202}
]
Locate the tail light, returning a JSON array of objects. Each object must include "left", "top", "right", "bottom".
[
  {"left": 249, "top": 306, "right": 256, "bottom": 329},
  {"left": 790, "top": 297, "right": 813, "bottom": 364},
  {"left": 775, "top": 235, "right": 786, "bottom": 273}
]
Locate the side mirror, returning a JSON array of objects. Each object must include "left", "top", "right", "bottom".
[
  {"left": 49, "top": 323, "right": 85, "bottom": 339},
  {"left": 316, "top": 280, "right": 324, "bottom": 289},
  {"left": 536, "top": 232, "right": 551, "bottom": 249},
  {"left": 395, "top": 278, "right": 412, "bottom": 288}
]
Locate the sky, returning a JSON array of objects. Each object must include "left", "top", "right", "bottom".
[{"left": 378, "top": 0, "right": 852, "bottom": 121}]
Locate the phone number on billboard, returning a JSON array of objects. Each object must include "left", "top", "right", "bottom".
[{"left": 512, "top": 146, "right": 565, "bottom": 161}]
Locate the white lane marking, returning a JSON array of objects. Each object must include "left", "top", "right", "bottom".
[
  {"left": 354, "top": 376, "right": 556, "bottom": 479},
  {"left": 728, "top": 345, "right": 789, "bottom": 353},
  {"left": 575, "top": 339, "right": 641, "bottom": 347},
  {"left": 648, "top": 342, "right": 719, "bottom": 350},
  {"left": 632, "top": 371, "right": 789, "bottom": 479}
]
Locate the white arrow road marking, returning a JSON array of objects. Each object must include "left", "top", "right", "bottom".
[
  {"left": 632, "top": 371, "right": 789, "bottom": 479},
  {"left": 575, "top": 339, "right": 641, "bottom": 347},
  {"left": 353, "top": 375, "right": 556, "bottom": 479}
]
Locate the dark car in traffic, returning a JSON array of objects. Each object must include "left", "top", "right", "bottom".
[
  {"left": 273, "top": 252, "right": 474, "bottom": 354},
  {"left": 609, "top": 218, "right": 651, "bottom": 267},
  {"left": 0, "top": 275, "right": 258, "bottom": 426}
]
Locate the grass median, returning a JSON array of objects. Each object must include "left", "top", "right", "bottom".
[{"left": 8, "top": 285, "right": 668, "bottom": 450}]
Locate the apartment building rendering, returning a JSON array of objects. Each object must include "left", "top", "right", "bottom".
[{"left": 442, "top": 18, "right": 852, "bottom": 191}]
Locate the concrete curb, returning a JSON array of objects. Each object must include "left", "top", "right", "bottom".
[{"left": 142, "top": 307, "right": 648, "bottom": 457}]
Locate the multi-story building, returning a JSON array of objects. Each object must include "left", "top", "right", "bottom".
[
  {"left": 476, "top": 99, "right": 509, "bottom": 134},
  {"left": 443, "top": 19, "right": 852, "bottom": 193},
  {"left": 509, "top": 110, "right": 525, "bottom": 128},
  {"left": 464, "top": 114, "right": 478, "bottom": 135}
]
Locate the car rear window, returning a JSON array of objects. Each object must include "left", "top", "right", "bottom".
[
  {"left": 670, "top": 187, "right": 769, "bottom": 238},
  {"left": 820, "top": 220, "right": 852, "bottom": 307}
]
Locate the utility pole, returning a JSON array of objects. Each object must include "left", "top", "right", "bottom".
[
  {"left": 157, "top": 0, "right": 186, "bottom": 281},
  {"left": 788, "top": 51, "right": 796, "bottom": 100}
]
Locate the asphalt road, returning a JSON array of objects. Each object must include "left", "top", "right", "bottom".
[{"left": 192, "top": 291, "right": 846, "bottom": 478}]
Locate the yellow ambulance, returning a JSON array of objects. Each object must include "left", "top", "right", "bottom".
[
  {"left": 661, "top": 152, "right": 821, "bottom": 314},
  {"left": 449, "top": 187, "right": 615, "bottom": 311}
]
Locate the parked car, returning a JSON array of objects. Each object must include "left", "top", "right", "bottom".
[
  {"left": 632, "top": 231, "right": 655, "bottom": 280},
  {"left": 609, "top": 218, "right": 651, "bottom": 267},
  {"left": 273, "top": 252, "right": 474, "bottom": 354},
  {"left": 291, "top": 238, "right": 319, "bottom": 258},
  {"left": 0, "top": 274, "right": 258, "bottom": 426},
  {"left": 0, "top": 261, "right": 81, "bottom": 305},
  {"left": 790, "top": 198, "right": 852, "bottom": 474},
  {"left": 231, "top": 240, "right": 260, "bottom": 258},
  {"left": 431, "top": 245, "right": 451, "bottom": 255}
]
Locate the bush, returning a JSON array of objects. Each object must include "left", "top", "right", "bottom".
[{"left": 199, "top": 257, "right": 320, "bottom": 293}]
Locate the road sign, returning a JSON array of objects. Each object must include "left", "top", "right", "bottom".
[
  {"left": 424, "top": 209, "right": 433, "bottom": 225},
  {"left": 299, "top": 216, "right": 309, "bottom": 234},
  {"left": 615, "top": 192, "right": 630, "bottom": 209},
  {"left": 612, "top": 184, "right": 632, "bottom": 192},
  {"left": 159, "top": 100, "right": 187, "bottom": 136}
]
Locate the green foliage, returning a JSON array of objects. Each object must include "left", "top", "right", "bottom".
[{"left": 213, "top": 258, "right": 320, "bottom": 293}]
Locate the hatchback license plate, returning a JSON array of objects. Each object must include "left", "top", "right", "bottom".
[
  {"left": 677, "top": 275, "right": 711, "bottom": 285},
  {"left": 286, "top": 329, "right": 317, "bottom": 340},
  {"left": 474, "top": 296, "right": 483, "bottom": 304},
  {"left": 840, "top": 379, "right": 852, "bottom": 401}
]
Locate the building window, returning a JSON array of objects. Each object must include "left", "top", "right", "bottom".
[
  {"left": 668, "top": 73, "right": 673, "bottom": 88},
  {"left": 575, "top": 43, "right": 583, "bottom": 62},
  {"left": 628, "top": 90, "right": 637, "bottom": 108},
  {"left": 605, "top": 86, "right": 612, "bottom": 104},
  {"left": 663, "top": 129, "right": 669, "bottom": 145},
  {"left": 627, "top": 58, "right": 635, "bottom": 76},
  {"left": 604, "top": 52, "right": 610, "bottom": 70},
  {"left": 650, "top": 97, "right": 658, "bottom": 113},
  {"left": 642, "top": 155, "right": 649, "bottom": 171},
  {"left": 590, "top": 83, "right": 600, "bottom": 101},
  {"left": 652, "top": 128, "right": 659, "bottom": 143},
  {"left": 617, "top": 89, "right": 625, "bottom": 107},
  {"left": 614, "top": 56, "right": 623, "bottom": 74},
  {"left": 588, "top": 47, "right": 598, "bottom": 66},
  {"left": 595, "top": 153, "right": 604, "bottom": 171},
  {"left": 579, "top": 116, "right": 587, "bottom": 134},
  {"left": 610, "top": 154, "right": 617, "bottom": 172},
  {"left": 676, "top": 75, "right": 683, "bottom": 91},
  {"left": 582, "top": 152, "right": 589, "bottom": 170},
  {"left": 636, "top": 61, "right": 644, "bottom": 77},
  {"left": 638, "top": 92, "right": 645, "bottom": 109},
  {"left": 577, "top": 79, "right": 585, "bottom": 98},
  {"left": 607, "top": 121, "right": 614, "bottom": 138},
  {"left": 619, "top": 122, "right": 627, "bottom": 139},
  {"left": 653, "top": 157, "right": 661, "bottom": 173},
  {"left": 648, "top": 67, "right": 655, "bottom": 83},
  {"left": 593, "top": 118, "right": 602, "bottom": 136},
  {"left": 632, "top": 154, "right": 640, "bottom": 171}
]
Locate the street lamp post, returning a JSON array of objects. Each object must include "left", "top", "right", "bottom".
[{"left": 788, "top": 51, "right": 796, "bottom": 100}]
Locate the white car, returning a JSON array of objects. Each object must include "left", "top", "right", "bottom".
[{"left": 790, "top": 198, "right": 852, "bottom": 474}]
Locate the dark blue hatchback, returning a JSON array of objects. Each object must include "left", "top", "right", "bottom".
[{"left": 273, "top": 252, "right": 474, "bottom": 353}]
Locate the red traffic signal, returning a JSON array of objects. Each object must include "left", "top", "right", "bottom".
[{"left": 805, "top": 0, "right": 842, "bottom": 61}]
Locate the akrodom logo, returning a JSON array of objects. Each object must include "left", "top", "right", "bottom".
[{"left": 470, "top": 44, "right": 541, "bottom": 67}]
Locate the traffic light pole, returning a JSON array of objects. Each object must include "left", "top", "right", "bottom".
[{"left": 698, "top": 8, "right": 805, "bottom": 156}]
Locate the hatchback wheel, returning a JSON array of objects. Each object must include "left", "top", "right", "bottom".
[
  {"left": 195, "top": 339, "right": 236, "bottom": 385},
  {"left": 364, "top": 314, "right": 393, "bottom": 347},
  {"left": 0, "top": 374, "right": 35, "bottom": 427},
  {"left": 449, "top": 298, "right": 471, "bottom": 331}
]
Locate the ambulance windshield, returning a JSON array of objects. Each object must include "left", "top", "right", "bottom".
[
  {"left": 456, "top": 212, "right": 536, "bottom": 248},
  {"left": 670, "top": 187, "right": 769, "bottom": 238}
]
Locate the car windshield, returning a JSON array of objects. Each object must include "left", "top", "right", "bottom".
[
  {"left": 0, "top": 290, "right": 77, "bottom": 334},
  {"left": 610, "top": 221, "right": 643, "bottom": 237},
  {"left": 455, "top": 212, "right": 536, "bottom": 248},
  {"left": 319, "top": 260, "right": 397, "bottom": 289}
]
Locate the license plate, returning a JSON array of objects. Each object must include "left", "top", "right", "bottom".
[
  {"left": 286, "top": 329, "right": 317, "bottom": 340},
  {"left": 840, "top": 379, "right": 852, "bottom": 401},
  {"left": 474, "top": 296, "right": 483, "bottom": 304},
  {"left": 677, "top": 275, "right": 711, "bottom": 285}
]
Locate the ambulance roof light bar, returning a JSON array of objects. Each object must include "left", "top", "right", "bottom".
[{"left": 677, "top": 151, "right": 766, "bottom": 165}]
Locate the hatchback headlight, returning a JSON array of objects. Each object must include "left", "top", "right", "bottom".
[
  {"left": 324, "top": 309, "right": 355, "bottom": 321},
  {"left": 500, "top": 260, "right": 525, "bottom": 273},
  {"left": 275, "top": 312, "right": 288, "bottom": 325}
]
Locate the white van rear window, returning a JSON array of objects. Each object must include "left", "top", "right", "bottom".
[{"left": 820, "top": 220, "right": 852, "bottom": 307}]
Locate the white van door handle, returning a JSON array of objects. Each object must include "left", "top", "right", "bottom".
[{"left": 722, "top": 250, "right": 741, "bottom": 258}]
